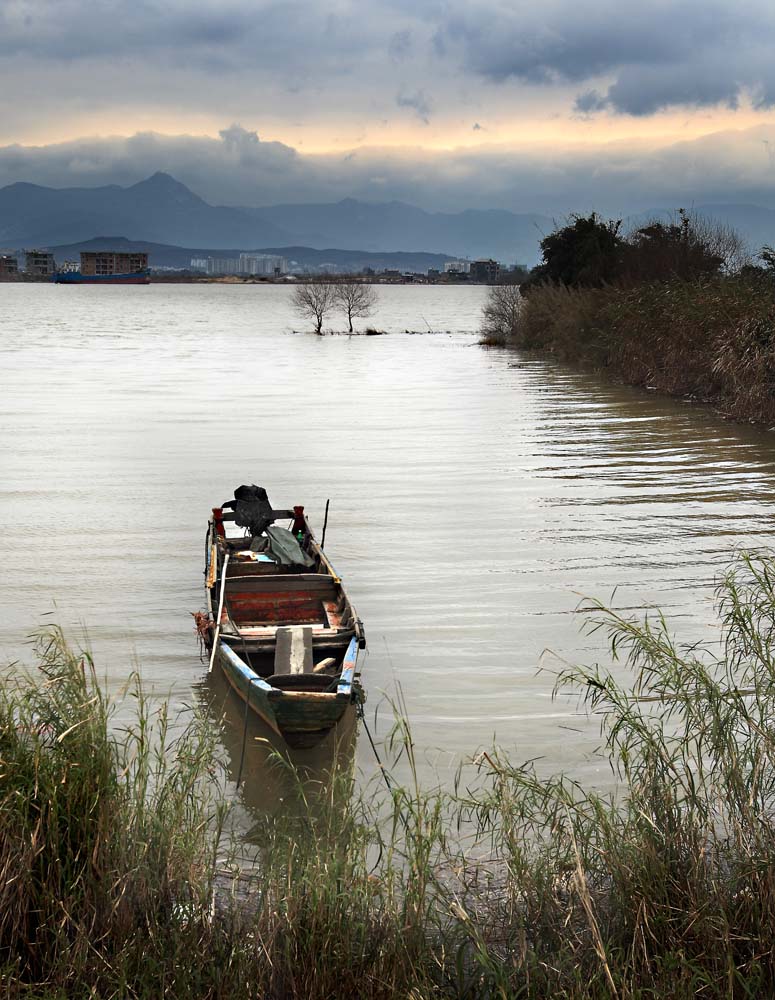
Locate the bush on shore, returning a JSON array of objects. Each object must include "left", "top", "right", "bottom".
[
  {"left": 7, "top": 557, "right": 775, "bottom": 999},
  {"left": 481, "top": 210, "right": 775, "bottom": 423},
  {"left": 484, "top": 276, "right": 775, "bottom": 423}
]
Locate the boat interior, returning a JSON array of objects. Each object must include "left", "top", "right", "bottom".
[
  {"left": 212, "top": 533, "right": 358, "bottom": 680},
  {"left": 207, "top": 489, "right": 362, "bottom": 689}
]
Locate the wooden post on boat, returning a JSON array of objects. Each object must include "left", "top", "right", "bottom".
[
  {"left": 321, "top": 498, "right": 331, "bottom": 549},
  {"left": 208, "top": 552, "right": 230, "bottom": 674}
]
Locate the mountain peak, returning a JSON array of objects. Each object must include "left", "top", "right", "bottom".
[
  {"left": 129, "top": 172, "right": 204, "bottom": 204},
  {"left": 141, "top": 171, "right": 180, "bottom": 187}
]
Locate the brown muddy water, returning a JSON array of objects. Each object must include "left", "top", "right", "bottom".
[{"left": 3, "top": 282, "right": 775, "bottom": 821}]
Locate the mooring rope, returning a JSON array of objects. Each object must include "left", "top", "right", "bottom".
[{"left": 356, "top": 695, "right": 395, "bottom": 796}]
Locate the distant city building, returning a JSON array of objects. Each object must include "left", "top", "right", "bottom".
[
  {"left": 25, "top": 250, "right": 56, "bottom": 277},
  {"left": 199, "top": 254, "right": 288, "bottom": 276},
  {"left": 205, "top": 257, "right": 240, "bottom": 275},
  {"left": 443, "top": 260, "right": 471, "bottom": 274},
  {"left": 470, "top": 258, "right": 501, "bottom": 283},
  {"left": 239, "top": 252, "right": 288, "bottom": 276},
  {"left": 80, "top": 251, "right": 148, "bottom": 276},
  {"left": 427, "top": 268, "right": 440, "bottom": 279},
  {"left": 0, "top": 255, "right": 18, "bottom": 276}
]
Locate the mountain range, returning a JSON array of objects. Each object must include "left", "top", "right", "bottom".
[
  {"left": 2, "top": 171, "right": 775, "bottom": 266},
  {"left": 0, "top": 172, "right": 550, "bottom": 263}
]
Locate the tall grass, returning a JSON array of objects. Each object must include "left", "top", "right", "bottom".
[
  {"left": 484, "top": 276, "right": 775, "bottom": 423},
  {"left": 0, "top": 627, "right": 228, "bottom": 995},
  {"left": 7, "top": 556, "right": 775, "bottom": 997}
]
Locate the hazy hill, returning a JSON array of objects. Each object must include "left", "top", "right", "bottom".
[
  {"left": 0, "top": 173, "right": 293, "bottom": 249},
  {"left": 46, "top": 236, "right": 456, "bottom": 274},
  {"left": 5, "top": 171, "right": 774, "bottom": 264},
  {"left": 248, "top": 198, "right": 551, "bottom": 263},
  {"left": 0, "top": 172, "right": 549, "bottom": 261}
]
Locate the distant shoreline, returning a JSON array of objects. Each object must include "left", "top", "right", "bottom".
[{"left": 0, "top": 273, "right": 499, "bottom": 286}]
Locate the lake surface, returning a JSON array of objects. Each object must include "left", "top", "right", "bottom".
[{"left": 3, "top": 281, "right": 775, "bottom": 807}]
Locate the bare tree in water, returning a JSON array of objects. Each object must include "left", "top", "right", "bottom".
[
  {"left": 334, "top": 281, "right": 378, "bottom": 332},
  {"left": 292, "top": 280, "right": 336, "bottom": 334}
]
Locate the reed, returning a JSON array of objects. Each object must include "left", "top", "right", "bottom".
[
  {"left": 0, "top": 627, "right": 229, "bottom": 995},
  {"left": 6, "top": 555, "right": 775, "bottom": 997},
  {"left": 485, "top": 275, "right": 775, "bottom": 423}
]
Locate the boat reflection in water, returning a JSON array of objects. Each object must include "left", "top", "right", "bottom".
[{"left": 196, "top": 663, "right": 357, "bottom": 824}]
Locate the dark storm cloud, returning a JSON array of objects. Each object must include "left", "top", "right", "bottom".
[
  {"left": 0, "top": 0, "right": 384, "bottom": 72},
  {"left": 3, "top": 0, "right": 775, "bottom": 121},
  {"left": 441, "top": 0, "right": 775, "bottom": 115}
]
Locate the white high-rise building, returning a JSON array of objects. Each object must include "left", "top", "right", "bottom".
[
  {"left": 239, "top": 253, "right": 288, "bottom": 275},
  {"left": 443, "top": 260, "right": 471, "bottom": 274}
]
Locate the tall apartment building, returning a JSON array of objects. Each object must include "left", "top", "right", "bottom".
[
  {"left": 200, "top": 254, "right": 289, "bottom": 276},
  {"left": 80, "top": 251, "right": 148, "bottom": 275},
  {"left": 25, "top": 250, "right": 56, "bottom": 276},
  {"left": 469, "top": 258, "right": 501, "bottom": 283},
  {"left": 239, "top": 253, "right": 288, "bottom": 276},
  {"left": 0, "top": 255, "right": 18, "bottom": 277}
]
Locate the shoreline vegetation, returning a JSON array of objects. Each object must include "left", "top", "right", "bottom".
[
  {"left": 481, "top": 211, "right": 775, "bottom": 425},
  {"left": 6, "top": 554, "right": 775, "bottom": 996}
]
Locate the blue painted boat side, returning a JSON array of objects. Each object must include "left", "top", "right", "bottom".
[
  {"left": 337, "top": 636, "right": 359, "bottom": 696},
  {"left": 217, "top": 641, "right": 281, "bottom": 736},
  {"left": 217, "top": 637, "right": 356, "bottom": 740}
]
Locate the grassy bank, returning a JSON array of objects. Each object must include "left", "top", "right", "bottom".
[
  {"left": 481, "top": 210, "right": 775, "bottom": 424},
  {"left": 483, "top": 276, "right": 775, "bottom": 424},
  {"left": 6, "top": 557, "right": 775, "bottom": 998}
]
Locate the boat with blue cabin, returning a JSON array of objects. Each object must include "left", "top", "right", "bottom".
[{"left": 201, "top": 486, "right": 365, "bottom": 747}]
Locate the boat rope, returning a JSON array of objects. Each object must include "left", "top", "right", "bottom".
[
  {"left": 356, "top": 696, "right": 395, "bottom": 796},
  {"left": 235, "top": 676, "right": 261, "bottom": 789}
]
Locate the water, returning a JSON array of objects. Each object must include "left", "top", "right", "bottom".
[{"left": 3, "top": 281, "right": 775, "bottom": 805}]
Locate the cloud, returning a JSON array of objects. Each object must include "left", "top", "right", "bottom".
[
  {"left": 5, "top": 123, "right": 775, "bottom": 219},
  {"left": 388, "top": 29, "right": 413, "bottom": 61},
  {"left": 2, "top": 0, "right": 775, "bottom": 147},
  {"left": 441, "top": 0, "right": 775, "bottom": 115},
  {"left": 573, "top": 90, "right": 608, "bottom": 115},
  {"left": 396, "top": 89, "right": 432, "bottom": 123}
]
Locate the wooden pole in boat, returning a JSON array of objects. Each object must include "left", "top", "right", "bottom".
[
  {"left": 208, "top": 552, "right": 230, "bottom": 674},
  {"left": 321, "top": 498, "right": 331, "bottom": 549}
]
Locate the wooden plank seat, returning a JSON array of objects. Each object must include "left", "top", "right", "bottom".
[
  {"left": 222, "top": 573, "right": 339, "bottom": 627},
  {"left": 274, "top": 626, "right": 313, "bottom": 674}
]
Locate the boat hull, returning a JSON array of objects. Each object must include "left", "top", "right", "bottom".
[
  {"left": 203, "top": 501, "right": 364, "bottom": 747},
  {"left": 53, "top": 269, "right": 151, "bottom": 284},
  {"left": 216, "top": 641, "right": 352, "bottom": 748}
]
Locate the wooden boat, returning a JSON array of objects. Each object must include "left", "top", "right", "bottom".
[{"left": 202, "top": 490, "right": 365, "bottom": 747}]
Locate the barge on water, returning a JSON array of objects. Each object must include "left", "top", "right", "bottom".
[
  {"left": 201, "top": 485, "right": 365, "bottom": 747},
  {"left": 53, "top": 250, "right": 151, "bottom": 284}
]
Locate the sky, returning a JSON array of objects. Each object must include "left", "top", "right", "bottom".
[{"left": 3, "top": 0, "right": 775, "bottom": 213}]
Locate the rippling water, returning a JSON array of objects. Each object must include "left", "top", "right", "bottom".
[{"left": 3, "top": 281, "right": 775, "bottom": 800}]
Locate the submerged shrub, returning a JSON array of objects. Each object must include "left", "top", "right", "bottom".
[{"left": 479, "top": 283, "right": 522, "bottom": 345}]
